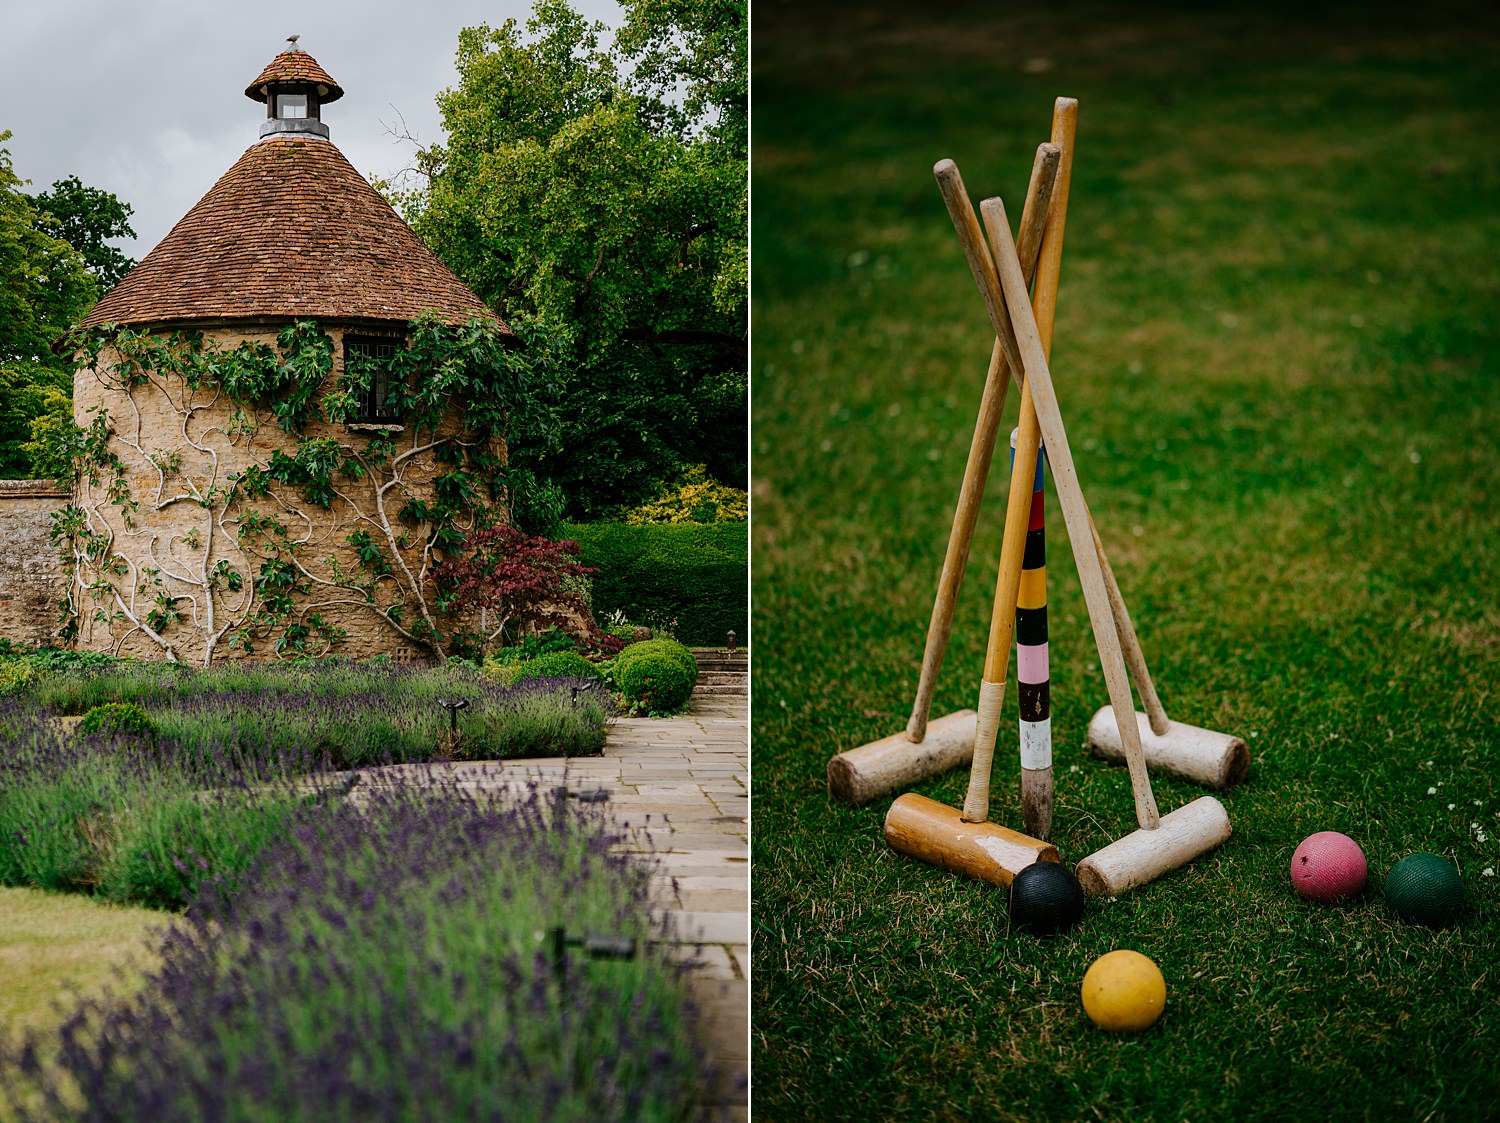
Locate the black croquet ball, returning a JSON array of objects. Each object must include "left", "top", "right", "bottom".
[
  {"left": 1009, "top": 861, "right": 1085, "bottom": 935},
  {"left": 1384, "top": 853, "right": 1464, "bottom": 927}
]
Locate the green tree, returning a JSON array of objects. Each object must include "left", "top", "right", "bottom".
[
  {"left": 0, "top": 130, "right": 98, "bottom": 478},
  {"left": 399, "top": 0, "right": 746, "bottom": 518},
  {"left": 29, "top": 174, "right": 137, "bottom": 290}
]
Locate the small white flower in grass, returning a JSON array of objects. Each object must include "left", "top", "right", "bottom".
[
  {"left": 1485, "top": 868, "right": 1496, "bottom": 878},
  {"left": 1069, "top": 764, "right": 1080, "bottom": 773},
  {"left": 1428, "top": 787, "right": 1437, "bottom": 795},
  {"left": 1449, "top": 803, "right": 1456, "bottom": 811},
  {"left": 1478, "top": 833, "right": 1488, "bottom": 843}
]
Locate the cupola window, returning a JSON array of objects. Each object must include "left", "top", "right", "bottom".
[{"left": 275, "top": 91, "right": 309, "bottom": 119}]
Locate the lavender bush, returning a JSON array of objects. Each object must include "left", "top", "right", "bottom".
[
  {"left": 22, "top": 662, "right": 611, "bottom": 768},
  {"left": 3, "top": 780, "right": 704, "bottom": 1121},
  {"left": 0, "top": 701, "right": 330, "bottom": 909}
]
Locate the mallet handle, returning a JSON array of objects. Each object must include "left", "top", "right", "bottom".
[
  {"left": 1032, "top": 102, "right": 1167, "bottom": 736},
  {"left": 908, "top": 146, "right": 1060, "bottom": 744},
  {"left": 1018, "top": 97, "right": 1077, "bottom": 837},
  {"left": 982, "top": 197, "right": 1160, "bottom": 830}
]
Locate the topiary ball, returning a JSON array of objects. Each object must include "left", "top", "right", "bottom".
[
  {"left": 1009, "top": 860, "right": 1085, "bottom": 935},
  {"left": 1290, "top": 831, "right": 1368, "bottom": 904},
  {"left": 515, "top": 650, "right": 599, "bottom": 684},
  {"left": 611, "top": 638, "right": 698, "bottom": 713},
  {"left": 1384, "top": 853, "right": 1464, "bottom": 927},
  {"left": 76, "top": 701, "right": 158, "bottom": 745}
]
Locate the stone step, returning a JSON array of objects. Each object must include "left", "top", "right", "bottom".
[
  {"left": 693, "top": 683, "right": 748, "bottom": 696},
  {"left": 698, "top": 670, "right": 748, "bottom": 685},
  {"left": 692, "top": 656, "right": 749, "bottom": 672}
]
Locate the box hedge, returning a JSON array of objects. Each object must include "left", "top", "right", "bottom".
[{"left": 567, "top": 522, "right": 747, "bottom": 648}]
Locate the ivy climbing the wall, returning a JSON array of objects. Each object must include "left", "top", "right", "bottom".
[{"left": 51, "top": 313, "right": 548, "bottom": 664}]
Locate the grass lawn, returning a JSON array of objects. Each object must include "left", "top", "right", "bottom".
[
  {"left": 0, "top": 888, "right": 162, "bottom": 1036},
  {"left": 750, "top": 2, "right": 1500, "bottom": 1120}
]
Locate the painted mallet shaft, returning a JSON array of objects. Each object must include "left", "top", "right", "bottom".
[{"left": 1012, "top": 432, "right": 1052, "bottom": 840}]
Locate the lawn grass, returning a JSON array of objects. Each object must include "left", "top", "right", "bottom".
[
  {"left": 0, "top": 887, "right": 162, "bottom": 1036},
  {"left": 750, "top": 2, "right": 1500, "bottom": 1119}
]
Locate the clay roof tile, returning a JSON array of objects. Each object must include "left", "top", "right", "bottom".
[
  {"left": 84, "top": 134, "right": 505, "bottom": 333},
  {"left": 245, "top": 47, "right": 344, "bottom": 103}
]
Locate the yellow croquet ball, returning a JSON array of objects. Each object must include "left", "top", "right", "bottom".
[{"left": 1081, "top": 949, "right": 1166, "bottom": 1032}]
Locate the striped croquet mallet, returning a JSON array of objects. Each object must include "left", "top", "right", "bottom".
[{"left": 1013, "top": 429, "right": 1052, "bottom": 839}]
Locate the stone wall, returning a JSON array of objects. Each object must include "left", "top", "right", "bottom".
[
  {"left": 70, "top": 322, "right": 506, "bottom": 664},
  {"left": 0, "top": 480, "right": 71, "bottom": 648}
]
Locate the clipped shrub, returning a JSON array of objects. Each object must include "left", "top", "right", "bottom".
[
  {"left": 618, "top": 464, "right": 749, "bottom": 525},
  {"left": 77, "top": 702, "right": 158, "bottom": 743},
  {"left": 515, "top": 650, "right": 599, "bottom": 684},
  {"left": 0, "top": 660, "right": 36, "bottom": 696},
  {"left": 569, "top": 521, "right": 747, "bottom": 647},
  {"left": 611, "top": 638, "right": 698, "bottom": 714},
  {"left": 480, "top": 658, "right": 523, "bottom": 686}
]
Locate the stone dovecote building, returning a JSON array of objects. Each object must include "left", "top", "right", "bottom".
[{"left": 65, "top": 43, "right": 515, "bottom": 665}]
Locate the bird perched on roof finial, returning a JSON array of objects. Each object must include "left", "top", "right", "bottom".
[{"left": 286, "top": 34, "right": 301, "bottom": 51}]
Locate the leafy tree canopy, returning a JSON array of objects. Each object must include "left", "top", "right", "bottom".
[
  {"left": 29, "top": 174, "right": 137, "bottom": 290},
  {"left": 397, "top": 0, "right": 746, "bottom": 518},
  {"left": 0, "top": 130, "right": 102, "bottom": 477}
]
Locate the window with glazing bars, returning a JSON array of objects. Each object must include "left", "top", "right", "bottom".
[{"left": 346, "top": 337, "right": 401, "bottom": 423}]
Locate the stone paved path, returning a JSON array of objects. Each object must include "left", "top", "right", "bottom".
[{"left": 402, "top": 693, "right": 749, "bottom": 1120}]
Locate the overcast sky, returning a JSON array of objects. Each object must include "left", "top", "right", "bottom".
[{"left": 1, "top": 0, "right": 622, "bottom": 260}]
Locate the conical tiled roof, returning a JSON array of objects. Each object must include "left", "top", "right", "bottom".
[
  {"left": 244, "top": 46, "right": 344, "bottom": 103},
  {"left": 86, "top": 47, "right": 503, "bottom": 333},
  {"left": 84, "top": 133, "right": 503, "bottom": 330}
]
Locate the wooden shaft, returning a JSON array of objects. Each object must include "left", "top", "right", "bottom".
[
  {"left": 1032, "top": 98, "right": 1077, "bottom": 362},
  {"left": 981, "top": 196, "right": 1159, "bottom": 831},
  {"left": 1021, "top": 98, "right": 1171, "bottom": 741},
  {"left": 1017, "top": 97, "right": 1076, "bottom": 837},
  {"left": 907, "top": 146, "right": 1060, "bottom": 743},
  {"left": 885, "top": 792, "right": 1059, "bottom": 887},
  {"left": 1015, "top": 434, "right": 1052, "bottom": 839}
]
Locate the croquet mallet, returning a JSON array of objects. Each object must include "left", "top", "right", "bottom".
[
  {"left": 826, "top": 103, "right": 1074, "bottom": 808},
  {"left": 974, "top": 196, "right": 1232, "bottom": 896}
]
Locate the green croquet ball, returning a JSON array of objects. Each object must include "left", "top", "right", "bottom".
[{"left": 1384, "top": 853, "right": 1464, "bottom": 927}]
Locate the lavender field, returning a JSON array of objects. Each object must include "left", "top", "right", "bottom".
[{"left": 0, "top": 659, "right": 706, "bottom": 1119}]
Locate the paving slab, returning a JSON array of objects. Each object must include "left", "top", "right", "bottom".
[{"left": 603, "top": 692, "right": 748, "bottom": 1120}]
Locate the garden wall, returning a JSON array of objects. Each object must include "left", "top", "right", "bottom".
[
  {"left": 0, "top": 479, "right": 70, "bottom": 648},
  {"left": 569, "top": 521, "right": 748, "bottom": 648}
]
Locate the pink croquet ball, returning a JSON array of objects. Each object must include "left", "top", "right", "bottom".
[{"left": 1290, "top": 831, "right": 1368, "bottom": 904}]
